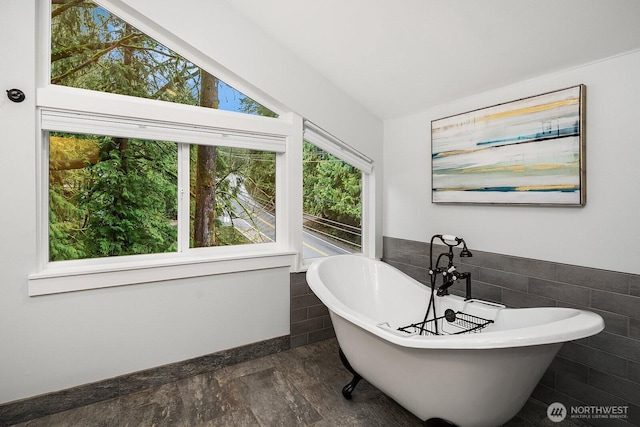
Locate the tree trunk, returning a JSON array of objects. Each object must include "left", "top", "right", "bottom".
[
  {"left": 193, "top": 70, "right": 219, "bottom": 247},
  {"left": 116, "top": 26, "right": 132, "bottom": 174}
]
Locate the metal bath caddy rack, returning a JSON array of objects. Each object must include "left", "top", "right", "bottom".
[{"left": 397, "top": 308, "right": 493, "bottom": 336}]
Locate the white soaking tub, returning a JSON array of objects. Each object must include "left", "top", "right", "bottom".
[{"left": 306, "top": 254, "right": 604, "bottom": 427}]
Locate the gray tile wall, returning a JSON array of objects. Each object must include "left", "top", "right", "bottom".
[
  {"left": 290, "top": 272, "right": 335, "bottom": 348},
  {"left": 383, "top": 236, "right": 640, "bottom": 427}
]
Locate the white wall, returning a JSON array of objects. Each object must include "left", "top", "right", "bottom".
[
  {"left": 384, "top": 50, "right": 640, "bottom": 276},
  {"left": 0, "top": 0, "right": 381, "bottom": 404}
]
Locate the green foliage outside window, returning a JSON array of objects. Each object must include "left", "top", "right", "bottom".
[
  {"left": 303, "top": 142, "right": 362, "bottom": 250},
  {"left": 49, "top": 134, "right": 179, "bottom": 260}
]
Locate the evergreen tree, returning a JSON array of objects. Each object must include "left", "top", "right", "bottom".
[{"left": 302, "top": 142, "right": 362, "bottom": 247}]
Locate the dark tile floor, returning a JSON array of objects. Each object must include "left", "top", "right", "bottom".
[{"left": 12, "top": 338, "right": 588, "bottom": 426}]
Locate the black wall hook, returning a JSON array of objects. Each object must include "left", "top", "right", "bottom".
[{"left": 6, "top": 89, "right": 26, "bottom": 103}]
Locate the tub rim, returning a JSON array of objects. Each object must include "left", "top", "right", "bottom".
[{"left": 306, "top": 254, "right": 604, "bottom": 350}]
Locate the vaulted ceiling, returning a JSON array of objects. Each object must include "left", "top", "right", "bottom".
[{"left": 222, "top": 0, "right": 640, "bottom": 120}]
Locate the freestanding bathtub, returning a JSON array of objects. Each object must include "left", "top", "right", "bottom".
[{"left": 306, "top": 254, "right": 604, "bottom": 427}]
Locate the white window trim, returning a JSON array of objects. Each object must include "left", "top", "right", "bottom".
[
  {"left": 32, "top": 94, "right": 300, "bottom": 292},
  {"left": 29, "top": 251, "right": 296, "bottom": 296},
  {"left": 37, "top": 85, "right": 292, "bottom": 149},
  {"left": 303, "top": 120, "right": 374, "bottom": 174},
  {"left": 40, "top": 108, "right": 286, "bottom": 153},
  {"left": 32, "top": 99, "right": 300, "bottom": 295}
]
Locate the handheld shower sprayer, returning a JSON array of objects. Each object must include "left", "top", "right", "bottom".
[
  {"left": 438, "top": 234, "right": 473, "bottom": 257},
  {"left": 459, "top": 243, "right": 473, "bottom": 258}
]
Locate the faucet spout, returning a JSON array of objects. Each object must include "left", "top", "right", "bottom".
[
  {"left": 436, "top": 266, "right": 459, "bottom": 296},
  {"left": 436, "top": 270, "right": 472, "bottom": 298},
  {"left": 436, "top": 279, "right": 454, "bottom": 296},
  {"left": 436, "top": 280, "right": 454, "bottom": 297}
]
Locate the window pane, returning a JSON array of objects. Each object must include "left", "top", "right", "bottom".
[
  {"left": 190, "top": 146, "right": 276, "bottom": 248},
  {"left": 50, "top": 0, "right": 276, "bottom": 116},
  {"left": 303, "top": 141, "right": 362, "bottom": 259},
  {"left": 49, "top": 132, "right": 178, "bottom": 261}
]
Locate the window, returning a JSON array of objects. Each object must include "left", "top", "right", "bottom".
[
  {"left": 49, "top": 132, "right": 178, "bottom": 261},
  {"left": 50, "top": 0, "right": 276, "bottom": 116},
  {"left": 302, "top": 141, "right": 362, "bottom": 259},
  {"left": 302, "top": 122, "right": 373, "bottom": 262},
  {"left": 189, "top": 146, "right": 277, "bottom": 249},
  {"left": 30, "top": 0, "right": 296, "bottom": 295},
  {"left": 45, "top": 0, "right": 282, "bottom": 262},
  {"left": 31, "top": 0, "right": 376, "bottom": 295},
  {"left": 48, "top": 132, "right": 277, "bottom": 262}
]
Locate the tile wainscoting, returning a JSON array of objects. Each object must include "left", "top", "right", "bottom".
[
  {"left": 290, "top": 271, "right": 335, "bottom": 348},
  {"left": 382, "top": 236, "right": 640, "bottom": 427}
]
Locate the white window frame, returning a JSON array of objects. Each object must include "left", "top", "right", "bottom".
[
  {"left": 29, "top": 0, "right": 301, "bottom": 295},
  {"left": 31, "top": 90, "right": 300, "bottom": 296}
]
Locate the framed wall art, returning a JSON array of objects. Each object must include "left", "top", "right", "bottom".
[{"left": 431, "top": 85, "right": 586, "bottom": 206}]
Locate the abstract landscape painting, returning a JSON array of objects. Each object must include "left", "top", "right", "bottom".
[{"left": 431, "top": 85, "right": 585, "bottom": 205}]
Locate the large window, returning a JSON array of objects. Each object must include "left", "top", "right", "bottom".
[
  {"left": 45, "top": 0, "right": 281, "bottom": 263},
  {"left": 30, "top": 0, "right": 294, "bottom": 295},
  {"left": 30, "top": 0, "right": 375, "bottom": 295},
  {"left": 48, "top": 132, "right": 277, "bottom": 262}
]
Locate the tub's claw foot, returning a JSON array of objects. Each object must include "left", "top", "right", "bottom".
[
  {"left": 342, "top": 375, "right": 361, "bottom": 400},
  {"left": 338, "top": 347, "right": 362, "bottom": 399}
]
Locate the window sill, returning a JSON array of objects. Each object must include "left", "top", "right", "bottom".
[{"left": 28, "top": 250, "right": 297, "bottom": 296}]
